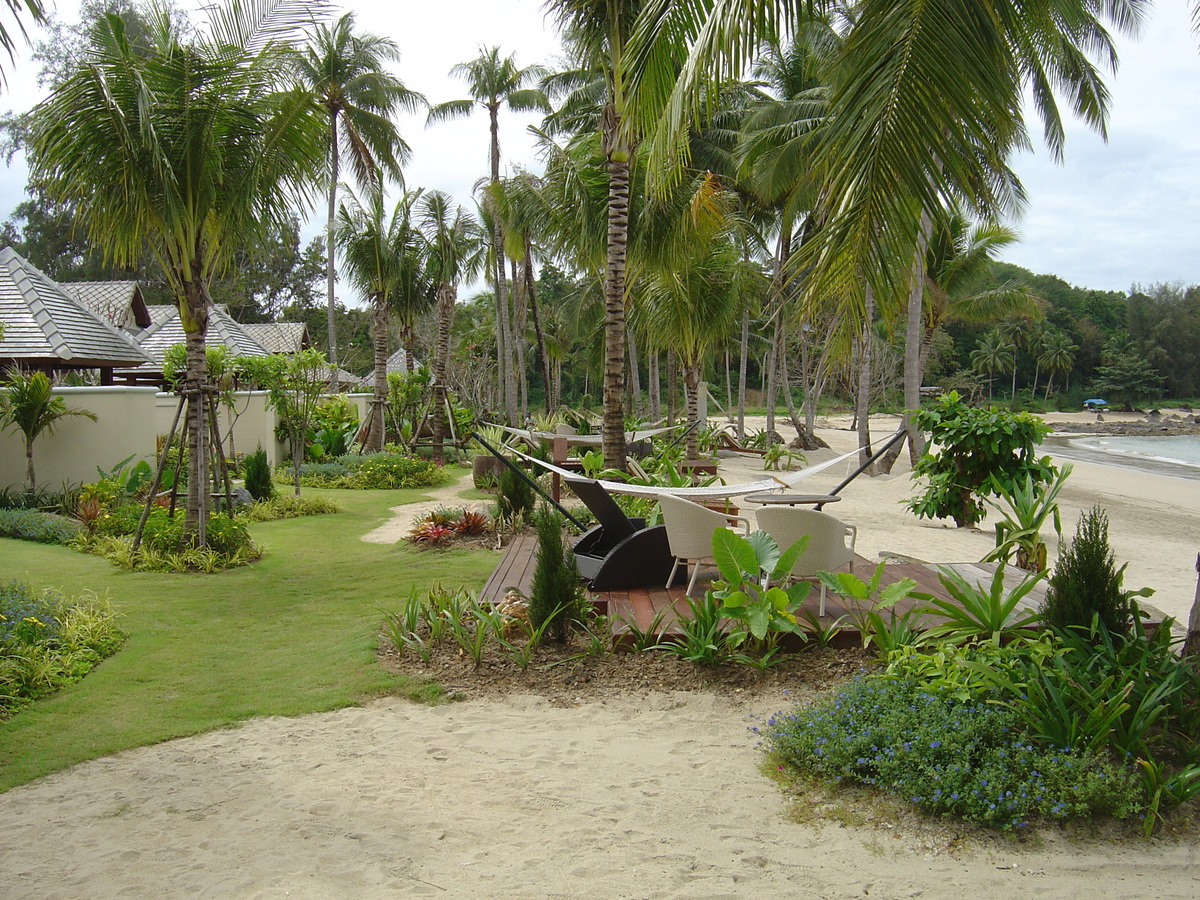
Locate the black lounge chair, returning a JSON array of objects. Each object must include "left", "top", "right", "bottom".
[{"left": 565, "top": 474, "right": 679, "bottom": 590}]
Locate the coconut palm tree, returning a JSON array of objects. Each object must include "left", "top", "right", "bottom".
[
  {"left": 296, "top": 12, "right": 424, "bottom": 381},
  {"left": 0, "top": 369, "right": 96, "bottom": 491},
  {"left": 0, "top": 0, "right": 45, "bottom": 87},
  {"left": 428, "top": 46, "right": 549, "bottom": 424},
  {"left": 971, "top": 330, "right": 1016, "bottom": 403},
  {"left": 335, "top": 183, "right": 426, "bottom": 451},
  {"left": 1039, "top": 330, "right": 1078, "bottom": 401},
  {"left": 543, "top": 0, "right": 689, "bottom": 470},
  {"left": 418, "top": 191, "right": 484, "bottom": 459},
  {"left": 30, "top": 0, "right": 325, "bottom": 544}
]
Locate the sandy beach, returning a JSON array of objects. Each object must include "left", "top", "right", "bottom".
[{"left": 1, "top": 412, "right": 1198, "bottom": 899}]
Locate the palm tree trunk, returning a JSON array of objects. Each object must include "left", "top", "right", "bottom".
[
  {"left": 367, "top": 291, "right": 387, "bottom": 452},
  {"left": 432, "top": 284, "right": 455, "bottom": 461},
  {"left": 24, "top": 436, "right": 35, "bottom": 492},
  {"left": 510, "top": 257, "right": 528, "bottom": 422},
  {"left": 684, "top": 360, "right": 701, "bottom": 461},
  {"left": 856, "top": 285, "right": 876, "bottom": 470},
  {"left": 523, "top": 250, "right": 551, "bottom": 413},
  {"left": 737, "top": 307, "right": 749, "bottom": 440},
  {"left": 181, "top": 280, "right": 211, "bottom": 547},
  {"left": 648, "top": 349, "right": 660, "bottom": 421},
  {"left": 326, "top": 112, "right": 340, "bottom": 387},
  {"left": 627, "top": 328, "right": 642, "bottom": 419},
  {"left": 666, "top": 348, "right": 677, "bottom": 425},
  {"left": 601, "top": 110, "right": 630, "bottom": 471},
  {"left": 901, "top": 210, "right": 932, "bottom": 463}
]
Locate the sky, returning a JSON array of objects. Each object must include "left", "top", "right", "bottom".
[{"left": 2, "top": 0, "right": 1198, "bottom": 297}]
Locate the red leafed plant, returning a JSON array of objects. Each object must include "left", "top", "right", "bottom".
[
  {"left": 408, "top": 522, "right": 454, "bottom": 545},
  {"left": 452, "top": 509, "right": 491, "bottom": 535}
]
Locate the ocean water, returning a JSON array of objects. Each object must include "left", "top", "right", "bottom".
[{"left": 1050, "top": 434, "right": 1200, "bottom": 479}]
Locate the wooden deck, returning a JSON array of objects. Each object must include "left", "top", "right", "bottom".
[{"left": 477, "top": 536, "right": 1112, "bottom": 646}]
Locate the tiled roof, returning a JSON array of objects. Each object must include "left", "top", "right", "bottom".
[
  {"left": 131, "top": 305, "right": 270, "bottom": 366},
  {"left": 242, "top": 322, "right": 309, "bottom": 354},
  {"left": 0, "top": 247, "right": 150, "bottom": 367},
  {"left": 60, "top": 280, "right": 151, "bottom": 330},
  {"left": 386, "top": 347, "right": 422, "bottom": 373}
]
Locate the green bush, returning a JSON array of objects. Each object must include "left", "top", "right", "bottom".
[
  {"left": 0, "top": 580, "right": 124, "bottom": 718},
  {"left": 907, "top": 392, "right": 1057, "bottom": 527},
  {"left": 1043, "top": 505, "right": 1144, "bottom": 636},
  {"left": 766, "top": 675, "right": 1144, "bottom": 829},
  {"left": 239, "top": 494, "right": 343, "bottom": 522},
  {"left": 528, "top": 504, "right": 586, "bottom": 642},
  {"left": 0, "top": 508, "right": 83, "bottom": 545},
  {"left": 0, "top": 484, "right": 81, "bottom": 514},
  {"left": 290, "top": 453, "right": 445, "bottom": 490},
  {"left": 242, "top": 445, "right": 275, "bottom": 501},
  {"left": 497, "top": 465, "right": 536, "bottom": 520}
]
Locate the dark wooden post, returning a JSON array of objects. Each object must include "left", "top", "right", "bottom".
[{"left": 1183, "top": 552, "right": 1200, "bottom": 660}]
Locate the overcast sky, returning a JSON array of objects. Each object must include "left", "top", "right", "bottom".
[{"left": 3, "top": 0, "right": 1198, "bottom": 297}]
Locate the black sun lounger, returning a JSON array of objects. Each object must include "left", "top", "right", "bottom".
[{"left": 564, "top": 474, "right": 679, "bottom": 591}]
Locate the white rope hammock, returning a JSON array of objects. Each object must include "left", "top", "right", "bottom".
[
  {"left": 493, "top": 424, "right": 679, "bottom": 447},
  {"left": 504, "top": 443, "right": 864, "bottom": 502}
]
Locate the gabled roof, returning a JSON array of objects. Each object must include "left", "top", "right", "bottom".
[
  {"left": 242, "top": 321, "right": 310, "bottom": 354},
  {"left": 131, "top": 305, "right": 269, "bottom": 366},
  {"left": 386, "top": 347, "right": 422, "bottom": 374},
  {"left": 61, "top": 280, "right": 151, "bottom": 331},
  {"left": 0, "top": 247, "right": 149, "bottom": 368}
]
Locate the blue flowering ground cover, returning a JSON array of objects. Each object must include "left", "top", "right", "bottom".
[{"left": 764, "top": 674, "right": 1144, "bottom": 830}]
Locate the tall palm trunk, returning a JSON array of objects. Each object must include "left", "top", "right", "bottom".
[
  {"left": 181, "top": 278, "right": 211, "bottom": 546},
  {"left": 666, "top": 348, "right": 677, "bottom": 424},
  {"left": 522, "top": 249, "right": 551, "bottom": 413},
  {"left": 627, "top": 328, "right": 642, "bottom": 418},
  {"left": 856, "top": 284, "right": 876, "bottom": 471},
  {"left": 601, "top": 106, "right": 629, "bottom": 470},
  {"left": 326, "top": 110, "right": 340, "bottom": 386},
  {"left": 432, "top": 283, "right": 456, "bottom": 460},
  {"left": 367, "top": 290, "right": 387, "bottom": 451},
  {"left": 487, "top": 103, "right": 518, "bottom": 426},
  {"left": 511, "top": 257, "right": 528, "bottom": 421},
  {"left": 737, "top": 307, "right": 749, "bottom": 440},
  {"left": 683, "top": 359, "right": 701, "bottom": 460},
  {"left": 648, "top": 349, "right": 660, "bottom": 421}
]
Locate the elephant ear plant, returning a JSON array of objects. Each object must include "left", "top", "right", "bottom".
[{"left": 709, "top": 528, "right": 810, "bottom": 643}]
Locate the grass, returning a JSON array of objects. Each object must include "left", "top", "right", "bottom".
[{"left": 0, "top": 482, "right": 496, "bottom": 792}]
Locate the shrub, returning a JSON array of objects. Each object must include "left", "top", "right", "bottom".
[
  {"left": 239, "top": 494, "right": 342, "bottom": 522},
  {"left": 0, "top": 508, "right": 83, "bottom": 545},
  {"left": 528, "top": 504, "right": 585, "bottom": 642},
  {"left": 497, "top": 465, "right": 536, "bottom": 520},
  {"left": 1043, "top": 505, "right": 1147, "bottom": 636},
  {"left": 766, "top": 675, "right": 1144, "bottom": 829},
  {"left": 0, "top": 580, "right": 124, "bottom": 717},
  {"left": 906, "top": 392, "right": 1057, "bottom": 527},
  {"left": 242, "top": 445, "right": 275, "bottom": 501},
  {"left": 0, "top": 483, "right": 81, "bottom": 514},
  {"left": 291, "top": 453, "right": 445, "bottom": 490}
]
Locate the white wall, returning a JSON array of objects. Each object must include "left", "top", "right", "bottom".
[{"left": 1, "top": 388, "right": 376, "bottom": 491}]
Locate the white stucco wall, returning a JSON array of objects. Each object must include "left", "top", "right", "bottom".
[{"left": 1, "top": 388, "right": 377, "bottom": 490}]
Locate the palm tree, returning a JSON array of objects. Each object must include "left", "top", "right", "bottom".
[
  {"left": 0, "top": 370, "right": 96, "bottom": 491},
  {"left": 296, "top": 12, "right": 424, "bottom": 381},
  {"left": 0, "top": 0, "right": 45, "bottom": 87},
  {"left": 428, "top": 46, "right": 549, "bottom": 424},
  {"left": 418, "top": 191, "right": 484, "bottom": 459},
  {"left": 543, "top": 0, "right": 687, "bottom": 470},
  {"left": 971, "top": 330, "right": 1016, "bottom": 403},
  {"left": 335, "top": 184, "right": 426, "bottom": 451},
  {"left": 635, "top": 197, "right": 743, "bottom": 460},
  {"left": 1039, "top": 330, "right": 1078, "bottom": 401},
  {"left": 31, "top": 0, "right": 325, "bottom": 544}
]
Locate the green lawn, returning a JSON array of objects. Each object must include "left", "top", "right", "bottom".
[{"left": 0, "top": 483, "right": 496, "bottom": 792}]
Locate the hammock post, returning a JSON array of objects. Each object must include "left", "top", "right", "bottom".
[
  {"left": 471, "top": 431, "right": 587, "bottom": 530},
  {"left": 827, "top": 429, "right": 909, "bottom": 499}
]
